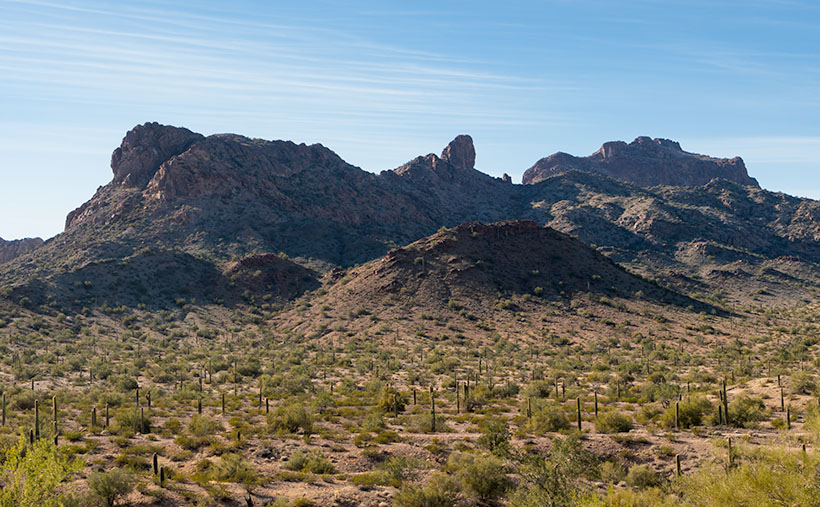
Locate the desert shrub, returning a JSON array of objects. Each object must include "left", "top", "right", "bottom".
[
  {"left": 790, "top": 373, "right": 817, "bottom": 395},
  {"left": 88, "top": 468, "right": 133, "bottom": 507},
  {"left": 351, "top": 470, "right": 395, "bottom": 487},
  {"left": 728, "top": 394, "right": 768, "bottom": 428},
  {"left": 188, "top": 415, "right": 224, "bottom": 437},
  {"left": 494, "top": 381, "right": 520, "bottom": 398},
  {"left": 675, "top": 446, "right": 820, "bottom": 505},
  {"left": 407, "top": 413, "right": 451, "bottom": 433},
  {"left": 114, "top": 408, "right": 151, "bottom": 434},
  {"left": 114, "top": 376, "right": 139, "bottom": 392},
  {"left": 446, "top": 452, "right": 509, "bottom": 502},
  {"left": 529, "top": 402, "right": 571, "bottom": 433},
  {"left": 626, "top": 465, "right": 660, "bottom": 489},
  {"left": 0, "top": 435, "right": 83, "bottom": 506},
  {"left": 11, "top": 390, "right": 37, "bottom": 410},
  {"left": 362, "top": 413, "right": 387, "bottom": 433},
  {"left": 268, "top": 404, "right": 313, "bottom": 435},
  {"left": 510, "top": 435, "right": 599, "bottom": 506},
  {"left": 212, "top": 453, "right": 259, "bottom": 488},
  {"left": 478, "top": 418, "right": 511, "bottom": 456},
  {"left": 376, "top": 385, "right": 407, "bottom": 415},
  {"left": 595, "top": 411, "right": 633, "bottom": 433},
  {"left": 524, "top": 380, "right": 554, "bottom": 398},
  {"left": 636, "top": 404, "right": 662, "bottom": 425},
  {"left": 577, "top": 486, "right": 677, "bottom": 506},
  {"left": 175, "top": 434, "right": 214, "bottom": 451},
  {"left": 394, "top": 472, "right": 461, "bottom": 507},
  {"left": 660, "top": 395, "right": 712, "bottom": 429},
  {"left": 285, "top": 450, "right": 335, "bottom": 474},
  {"left": 600, "top": 461, "right": 626, "bottom": 484},
  {"left": 163, "top": 418, "right": 183, "bottom": 434}
]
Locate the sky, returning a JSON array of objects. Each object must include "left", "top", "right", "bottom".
[{"left": 1, "top": 0, "right": 819, "bottom": 240}]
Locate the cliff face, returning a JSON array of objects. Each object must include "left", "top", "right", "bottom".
[{"left": 522, "top": 136, "right": 759, "bottom": 188}]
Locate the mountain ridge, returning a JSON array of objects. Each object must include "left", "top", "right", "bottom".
[
  {"left": 522, "top": 136, "right": 759, "bottom": 188},
  {"left": 1, "top": 122, "right": 817, "bottom": 308}
]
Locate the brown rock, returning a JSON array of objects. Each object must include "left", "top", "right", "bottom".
[
  {"left": 522, "top": 136, "right": 759, "bottom": 188},
  {"left": 0, "top": 237, "right": 44, "bottom": 264},
  {"left": 111, "top": 122, "right": 203, "bottom": 187},
  {"left": 440, "top": 135, "right": 475, "bottom": 171}
]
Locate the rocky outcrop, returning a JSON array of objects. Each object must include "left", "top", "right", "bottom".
[
  {"left": 440, "top": 135, "right": 475, "bottom": 171},
  {"left": 522, "top": 136, "right": 759, "bottom": 188},
  {"left": 111, "top": 122, "right": 203, "bottom": 187},
  {"left": 0, "top": 237, "right": 43, "bottom": 264}
]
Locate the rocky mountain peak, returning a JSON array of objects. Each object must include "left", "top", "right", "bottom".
[
  {"left": 523, "top": 136, "right": 759, "bottom": 188},
  {"left": 111, "top": 122, "right": 203, "bottom": 187},
  {"left": 440, "top": 135, "right": 475, "bottom": 170}
]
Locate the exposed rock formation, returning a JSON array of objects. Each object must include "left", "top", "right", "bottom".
[
  {"left": 522, "top": 136, "right": 759, "bottom": 188},
  {"left": 0, "top": 237, "right": 43, "bottom": 264},
  {"left": 111, "top": 122, "right": 203, "bottom": 187},
  {"left": 440, "top": 134, "right": 475, "bottom": 171}
]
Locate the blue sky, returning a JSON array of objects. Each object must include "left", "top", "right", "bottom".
[{"left": 1, "top": 0, "right": 818, "bottom": 240}]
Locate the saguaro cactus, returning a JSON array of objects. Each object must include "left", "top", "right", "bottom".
[
  {"left": 430, "top": 386, "right": 436, "bottom": 433},
  {"left": 576, "top": 397, "right": 582, "bottom": 431},
  {"left": 722, "top": 379, "right": 729, "bottom": 425},
  {"left": 675, "top": 401, "right": 680, "bottom": 430}
]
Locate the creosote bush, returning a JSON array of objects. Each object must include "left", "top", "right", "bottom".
[
  {"left": 660, "top": 395, "right": 712, "bottom": 429},
  {"left": 595, "top": 410, "right": 633, "bottom": 433},
  {"left": 88, "top": 468, "right": 133, "bottom": 507}
]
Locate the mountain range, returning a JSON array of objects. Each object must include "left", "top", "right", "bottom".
[{"left": 2, "top": 122, "right": 818, "bottom": 310}]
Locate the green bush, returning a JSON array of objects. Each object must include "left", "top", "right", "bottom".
[
  {"left": 285, "top": 450, "right": 335, "bottom": 474},
  {"left": 790, "top": 373, "right": 817, "bottom": 395},
  {"left": 114, "top": 408, "right": 151, "bottom": 434},
  {"left": 728, "top": 394, "right": 768, "bottom": 428},
  {"left": 660, "top": 396, "right": 713, "bottom": 429},
  {"left": 446, "top": 452, "right": 509, "bottom": 502},
  {"left": 188, "top": 415, "right": 224, "bottom": 437},
  {"left": 268, "top": 405, "right": 314, "bottom": 435},
  {"left": 478, "top": 418, "right": 511, "bottom": 456},
  {"left": 529, "top": 403, "right": 571, "bottom": 433},
  {"left": 595, "top": 411, "right": 633, "bottom": 433},
  {"left": 626, "top": 464, "right": 660, "bottom": 489},
  {"left": 510, "top": 436, "right": 599, "bottom": 506},
  {"left": 394, "top": 472, "right": 461, "bottom": 507},
  {"left": 211, "top": 453, "right": 259, "bottom": 488},
  {"left": 376, "top": 385, "right": 407, "bottom": 415},
  {"left": 88, "top": 468, "right": 133, "bottom": 507},
  {"left": 0, "top": 435, "right": 83, "bottom": 506}
]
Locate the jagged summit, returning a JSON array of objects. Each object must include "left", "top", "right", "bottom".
[
  {"left": 111, "top": 122, "right": 203, "bottom": 187},
  {"left": 523, "top": 136, "right": 759, "bottom": 188},
  {"left": 440, "top": 134, "right": 475, "bottom": 170}
]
